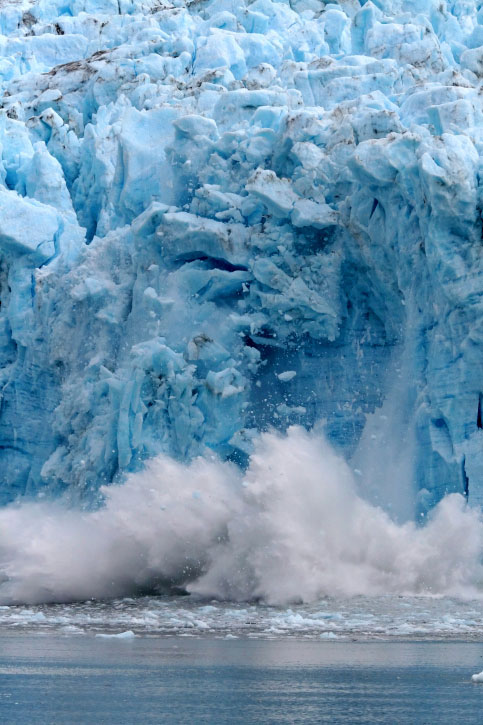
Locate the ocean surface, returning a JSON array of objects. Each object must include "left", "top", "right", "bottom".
[
  {"left": 1, "top": 596, "right": 483, "bottom": 724},
  {"left": 1, "top": 594, "right": 483, "bottom": 639}
]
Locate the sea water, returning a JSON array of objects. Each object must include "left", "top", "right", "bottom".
[
  {"left": 1, "top": 633, "right": 483, "bottom": 724},
  {"left": 1, "top": 595, "right": 483, "bottom": 722},
  {"left": 2, "top": 595, "right": 483, "bottom": 640}
]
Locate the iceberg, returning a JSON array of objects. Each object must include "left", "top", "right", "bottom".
[{"left": 0, "top": 0, "right": 482, "bottom": 520}]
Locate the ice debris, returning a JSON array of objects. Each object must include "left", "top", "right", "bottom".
[
  {"left": 95, "top": 630, "right": 137, "bottom": 639},
  {"left": 0, "top": 0, "right": 482, "bottom": 513}
]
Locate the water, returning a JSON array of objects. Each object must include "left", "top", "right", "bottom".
[
  {"left": 1, "top": 635, "right": 483, "bottom": 724},
  {"left": 2, "top": 595, "right": 483, "bottom": 640},
  {"left": 2, "top": 591, "right": 483, "bottom": 723}
]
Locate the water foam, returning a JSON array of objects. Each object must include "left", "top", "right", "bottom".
[{"left": 0, "top": 427, "right": 482, "bottom": 605}]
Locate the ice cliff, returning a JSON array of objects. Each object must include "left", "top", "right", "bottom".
[{"left": 0, "top": 0, "right": 482, "bottom": 516}]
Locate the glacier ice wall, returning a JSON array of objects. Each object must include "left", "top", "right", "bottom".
[{"left": 0, "top": 0, "right": 482, "bottom": 514}]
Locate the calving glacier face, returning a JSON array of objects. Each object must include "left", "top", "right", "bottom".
[{"left": 0, "top": 0, "right": 482, "bottom": 514}]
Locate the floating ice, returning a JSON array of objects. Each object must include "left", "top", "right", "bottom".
[
  {"left": 3, "top": 593, "right": 483, "bottom": 639},
  {"left": 95, "top": 630, "right": 136, "bottom": 639}
]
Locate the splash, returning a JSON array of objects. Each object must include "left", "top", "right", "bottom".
[{"left": 0, "top": 427, "right": 482, "bottom": 605}]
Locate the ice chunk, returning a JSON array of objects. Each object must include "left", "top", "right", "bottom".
[
  {"left": 277, "top": 371, "right": 297, "bottom": 382},
  {"left": 291, "top": 199, "right": 338, "bottom": 229},
  {"left": 0, "top": 188, "right": 59, "bottom": 262},
  {"left": 246, "top": 169, "right": 299, "bottom": 218}
]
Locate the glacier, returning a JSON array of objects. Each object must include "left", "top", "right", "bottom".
[{"left": 0, "top": 0, "right": 482, "bottom": 519}]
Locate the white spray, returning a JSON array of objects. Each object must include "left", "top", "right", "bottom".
[{"left": 0, "top": 427, "right": 482, "bottom": 605}]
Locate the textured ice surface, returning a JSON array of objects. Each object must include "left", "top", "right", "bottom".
[{"left": 0, "top": 0, "right": 483, "bottom": 512}]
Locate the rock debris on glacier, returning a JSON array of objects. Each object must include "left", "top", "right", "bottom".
[{"left": 0, "top": 0, "right": 482, "bottom": 514}]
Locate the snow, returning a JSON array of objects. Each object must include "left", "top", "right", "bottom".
[{"left": 0, "top": 0, "right": 481, "bottom": 519}]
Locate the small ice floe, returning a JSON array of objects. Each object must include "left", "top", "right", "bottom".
[
  {"left": 471, "top": 671, "right": 483, "bottom": 682},
  {"left": 95, "top": 630, "right": 136, "bottom": 639}
]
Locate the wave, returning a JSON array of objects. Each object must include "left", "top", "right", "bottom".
[{"left": 0, "top": 427, "right": 481, "bottom": 605}]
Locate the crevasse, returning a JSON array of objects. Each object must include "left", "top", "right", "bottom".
[{"left": 0, "top": 0, "right": 482, "bottom": 515}]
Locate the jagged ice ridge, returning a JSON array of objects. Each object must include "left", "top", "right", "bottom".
[{"left": 0, "top": 0, "right": 483, "bottom": 517}]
